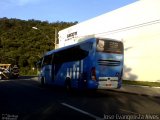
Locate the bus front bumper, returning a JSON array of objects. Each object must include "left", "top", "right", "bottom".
[{"left": 98, "top": 80, "right": 119, "bottom": 89}]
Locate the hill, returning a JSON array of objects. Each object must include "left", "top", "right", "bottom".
[{"left": 0, "top": 17, "right": 77, "bottom": 75}]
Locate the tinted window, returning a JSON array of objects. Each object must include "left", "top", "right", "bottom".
[
  {"left": 53, "top": 42, "right": 92, "bottom": 64},
  {"left": 96, "top": 39, "right": 123, "bottom": 54},
  {"left": 43, "top": 55, "right": 52, "bottom": 65}
]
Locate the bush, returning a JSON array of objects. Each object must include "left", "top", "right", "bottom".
[{"left": 20, "top": 67, "right": 37, "bottom": 76}]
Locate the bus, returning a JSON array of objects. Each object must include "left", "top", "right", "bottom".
[{"left": 38, "top": 37, "right": 124, "bottom": 90}]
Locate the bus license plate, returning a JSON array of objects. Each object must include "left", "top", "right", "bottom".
[
  {"left": 106, "top": 80, "right": 112, "bottom": 86},
  {"left": 106, "top": 84, "right": 112, "bottom": 86}
]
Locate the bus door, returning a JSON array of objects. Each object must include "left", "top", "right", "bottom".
[
  {"left": 71, "top": 62, "right": 81, "bottom": 88},
  {"left": 51, "top": 54, "right": 56, "bottom": 82},
  {"left": 42, "top": 55, "right": 52, "bottom": 83}
]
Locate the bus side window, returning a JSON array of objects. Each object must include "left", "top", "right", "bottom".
[
  {"left": 42, "top": 55, "right": 52, "bottom": 66},
  {"left": 80, "top": 42, "right": 93, "bottom": 52}
]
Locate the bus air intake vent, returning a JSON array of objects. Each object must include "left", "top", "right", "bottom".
[{"left": 98, "top": 59, "right": 120, "bottom": 66}]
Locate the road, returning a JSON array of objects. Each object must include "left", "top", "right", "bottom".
[{"left": 0, "top": 77, "right": 160, "bottom": 120}]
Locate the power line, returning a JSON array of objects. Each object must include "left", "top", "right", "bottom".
[
  {"left": 66, "top": 19, "right": 160, "bottom": 40},
  {"left": 96, "top": 19, "right": 160, "bottom": 36}
]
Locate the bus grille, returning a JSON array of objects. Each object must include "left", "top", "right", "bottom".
[{"left": 98, "top": 59, "right": 120, "bottom": 66}]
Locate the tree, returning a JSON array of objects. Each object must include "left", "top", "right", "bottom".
[{"left": 0, "top": 17, "right": 77, "bottom": 75}]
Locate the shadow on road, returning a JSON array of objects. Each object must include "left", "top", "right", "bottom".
[
  {"left": 0, "top": 78, "right": 160, "bottom": 120},
  {"left": 18, "top": 76, "right": 37, "bottom": 80}
]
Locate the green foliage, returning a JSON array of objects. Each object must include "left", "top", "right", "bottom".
[
  {"left": 0, "top": 17, "right": 77, "bottom": 75},
  {"left": 123, "top": 80, "right": 160, "bottom": 87}
]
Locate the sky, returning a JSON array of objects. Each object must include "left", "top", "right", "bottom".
[{"left": 0, "top": 0, "right": 137, "bottom": 23}]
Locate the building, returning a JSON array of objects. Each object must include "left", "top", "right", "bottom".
[{"left": 58, "top": 0, "right": 160, "bottom": 82}]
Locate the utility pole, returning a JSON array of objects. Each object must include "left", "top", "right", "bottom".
[
  {"left": 54, "top": 28, "right": 58, "bottom": 49},
  {"left": 32, "top": 26, "right": 58, "bottom": 50}
]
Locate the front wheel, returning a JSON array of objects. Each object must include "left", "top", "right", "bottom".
[
  {"left": 41, "top": 77, "right": 45, "bottom": 87},
  {"left": 65, "top": 78, "right": 72, "bottom": 92}
]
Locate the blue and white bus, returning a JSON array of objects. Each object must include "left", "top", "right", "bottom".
[{"left": 38, "top": 37, "right": 124, "bottom": 90}]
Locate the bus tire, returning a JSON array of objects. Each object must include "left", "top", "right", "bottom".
[
  {"left": 41, "top": 77, "right": 45, "bottom": 87},
  {"left": 65, "top": 78, "right": 72, "bottom": 92}
]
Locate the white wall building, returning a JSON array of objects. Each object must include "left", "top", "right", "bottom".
[{"left": 58, "top": 0, "right": 160, "bottom": 82}]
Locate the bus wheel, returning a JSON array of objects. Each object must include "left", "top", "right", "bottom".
[
  {"left": 65, "top": 78, "right": 71, "bottom": 92},
  {"left": 41, "top": 77, "right": 45, "bottom": 87}
]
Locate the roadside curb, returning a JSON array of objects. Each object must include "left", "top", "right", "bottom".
[
  {"left": 123, "top": 84, "right": 160, "bottom": 89},
  {"left": 105, "top": 88, "right": 160, "bottom": 99}
]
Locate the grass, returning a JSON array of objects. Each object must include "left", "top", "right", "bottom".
[{"left": 123, "top": 80, "right": 160, "bottom": 87}]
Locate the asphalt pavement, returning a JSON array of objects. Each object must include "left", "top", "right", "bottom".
[
  {"left": 31, "top": 76, "right": 160, "bottom": 98},
  {"left": 0, "top": 77, "right": 159, "bottom": 120},
  {"left": 106, "top": 84, "right": 160, "bottom": 98}
]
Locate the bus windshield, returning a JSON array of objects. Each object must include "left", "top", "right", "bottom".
[{"left": 96, "top": 39, "right": 123, "bottom": 54}]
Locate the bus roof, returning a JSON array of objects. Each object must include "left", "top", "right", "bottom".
[
  {"left": 45, "top": 37, "right": 96, "bottom": 56},
  {"left": 45, "top": 37, "right": 122, "bottom": 56}
]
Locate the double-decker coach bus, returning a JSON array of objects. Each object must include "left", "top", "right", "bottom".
[{"left": 38, "top": 37, "right": 124, "bottom": 90}]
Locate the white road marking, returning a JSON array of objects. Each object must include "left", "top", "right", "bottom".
[{"left": 61, "top": 102, "right": 103, "bottom": 120}]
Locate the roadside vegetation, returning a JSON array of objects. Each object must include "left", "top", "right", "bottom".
[
  {"left": 0, "top": 17, "right": 77, "bottom": 75},
  {"left": 123, "top": 80, "right": 160, "bottom": 87}
]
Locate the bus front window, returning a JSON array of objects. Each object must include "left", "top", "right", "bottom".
[
  {"left": 97, "top": 40, "right": 105, "bottom": 52},
  {"left": 96, "top": 39, "right": 123, "bottom": 54}
]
